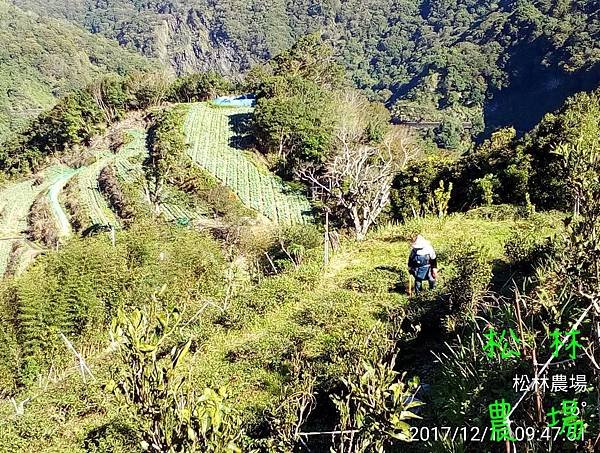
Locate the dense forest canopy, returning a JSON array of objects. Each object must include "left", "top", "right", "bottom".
[
  {"left": 9, "top": 0, "right": 600, "bottom": 139},
  {"left": 0, "top": 0, "right": 154, "bottom": 143}
]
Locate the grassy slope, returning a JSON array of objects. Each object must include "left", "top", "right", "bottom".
[
  {"left": 0, "top": 209, "right": 561, "bottom": 450},
  {"left": 0, "top": 0, "right": 151, "bottom": 143},
  {"left": 186, "top": 212, "right": 561, "bottom": 410}
]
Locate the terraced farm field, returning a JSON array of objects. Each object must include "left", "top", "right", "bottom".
[
  {"left": 0, "top": 165, "right": 73, "bottom": 276},
  {"left": 0, "top": 104, "right": 312, "bottom": 277},
  {"left": 183, "top": 103, "right": 313, "bottom": 224},
  {"left": 0, "top": 131, "right": 148, "bottom": 277},
  {"left": 76, "top": 129, "right": 148, "bottom": 228}
]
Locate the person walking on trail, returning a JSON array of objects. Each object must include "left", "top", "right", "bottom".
[{"left": 408, "top": 234, "right": 438, "bottom": 294}]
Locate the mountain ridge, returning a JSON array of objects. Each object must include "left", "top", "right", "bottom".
[{"left": 8, "top": 0, "right": 600, "bottom": 140}]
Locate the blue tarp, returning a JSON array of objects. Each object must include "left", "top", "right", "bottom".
[{"left": 212, "top": 94, "right": 256, "bottom": 107}]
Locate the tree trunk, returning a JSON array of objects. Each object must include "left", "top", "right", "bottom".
[
  {"left": 350, "top": 206, "right": 365, "bottom": 241},
  {"left": 278, "top": 130, "right": 285, "bottom": 159}
]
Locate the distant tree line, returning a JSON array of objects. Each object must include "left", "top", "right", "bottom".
[
  {"left": 389, "top": 88, "right": 600, "bottom": 220},
  {"left": 13, "top": 0, "right": 599, "bottom": 149}
]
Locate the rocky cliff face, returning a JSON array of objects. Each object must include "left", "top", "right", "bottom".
[
  {"left": 8, "top": 0, "right": 600, "bottom": 137},
  {"left": 10, "top": 0, "right": 290, "bottom": 76},
  {"left": 156, "top": 11, "right": 245, "bottom": 76}
]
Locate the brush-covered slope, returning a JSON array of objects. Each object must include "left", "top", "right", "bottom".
[{"left": 0, "top": 209, "right": 561, "bottom": 451}]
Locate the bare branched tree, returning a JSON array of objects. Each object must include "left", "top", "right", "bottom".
[{"left": 299, "top": 92, "right": 421, "bottom": 240}]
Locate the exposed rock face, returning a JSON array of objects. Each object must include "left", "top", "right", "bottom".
[
  {"left": 10, "top": 0, "right": 286, "bottom": 76},
  {"left": 8, "top": 0, "right": 600, "bottom": 135},
  {"left": 157, "top": 12, "right": 245, "bottom": 76}
]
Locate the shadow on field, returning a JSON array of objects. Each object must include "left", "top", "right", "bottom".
[
  {"left": 228, "top": 113, "right": 254, "bottom": 150},
  {"left": 375, "top": 264, "right": 408, "bottom": 293}
]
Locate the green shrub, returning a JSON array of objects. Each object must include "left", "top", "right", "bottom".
[
  {"left": 168, "top": 72, "right": 232, "bottom": 103},
  {"left": 464, "top": 203, "right": 532, "bottom": 221},
  {"left": 389, "top": 154, "right": 454, "bottom": 221},
  {"left": 144, "top": 107, "right": 188, "bottom": 207},
  {"left": 243, "top": 274, "right": 306, "bottom": 315},
  {"left": 27, "top": 193, "right": 60, "bottom": 247},
  {"left": 0, "top": 323, "right": 20, "bottom": 396},
  {"left": 83, "top": 419, "right": 142, "bottom": 453},
  {"left": 474, "top": 173, "right": 499, "bottom": 206},
  {"left": 331, "top": 356, "right": 423, "bottom": 451},
  {"left": 203, "top": 185, "right": 255, "bottom": 220},
  {"left": 428, "top": 333, "right": 516, "bottom": 429},
  {"left": 443, "top": 242, "right": 492, "bottom": 330},
  {"left": 108, "top": 306, "right": 244, "bottom": 452},
  {"left": 5, "top": 221, "right": 225, "bottom": 382},
  {"left": 61, "top": 177, "right": 87, "bottom": 233},
  {"left": 431, "top": 180, "right": 453, "bottom": 217},
  {"left": 344, "top": 268, "right": 403, "bottom": 294},
  {"left": 225, "top": 325, "right": 309, "bottom": 373},
  {"left": 266, "top": 224, "right": 322, "bottom": 271},
  {"left": 504, "top": 230, "right": 555, "bottom": 273},
  {"left": 98, "top": 165, "right": 135, "bottom": 221},
  {"left": 0, "top": 283, "right": 20, "bottom": 395}
]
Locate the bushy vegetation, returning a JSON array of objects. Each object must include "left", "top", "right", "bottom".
[
  {"left": 168, "top": 72, "right": 233, "bottom": 103},
  {"left": 252, "top": 36, "right": 422, "bottom": 239},
  {"left": 26, "top": 193, "right": 59, "bottom": 248},
  {"left": 107, "top": 306, "right": 243, "bottom": 452},
  {"left": 0, "top": 73, "right": 168, "bottom": 176},
  {"left": 98, "top": 166, "right": 135, "bottom": 222},
  {"left": 389, "top": 87, "right": 600, "bottom": 221},
  {"left": 1, "top": 221, "right": 226, "bottom": 389},
  {"left": 0, "top": 191, "right": 578, "bottom": 452},
  {"left": 0, "top": 7, "right": 598, "bottom": 451},
  {"left": 144, "top": 107, "right": 188, "bottom": 208}
]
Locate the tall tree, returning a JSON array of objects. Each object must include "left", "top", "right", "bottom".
[
  {"left": 253, "top": 76, "right": 335, "bottom": 172},
  {"left": 144, "top": 108, "right": 187, "bottom": 210}
]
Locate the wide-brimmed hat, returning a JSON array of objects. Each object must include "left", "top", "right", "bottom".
[{"left": 412, "top": 234, "right": 428, "bottom": 249}]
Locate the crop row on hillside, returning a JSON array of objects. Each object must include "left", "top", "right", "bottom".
[
  {"left": 0, "top": 165, "right": 73, "bottom": 276},
  {"left": 183, "top": 103, "right": 312, "bottom": 224},
  {"left": 159, "top": 202, "right": 198, "bottom": 223},
  {"left": 76, "top": 129, "right": 148, "bottom": 227},
  {"left": 0, "top": 130, "right": 151, "bottom": 276}
]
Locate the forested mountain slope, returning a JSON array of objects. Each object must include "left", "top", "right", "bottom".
[
  {"left": 0, "top": 0, "right": 153, "bottom": 142},
  {"left": 10, "top": 0, "right": 600, "bottom": 136}
]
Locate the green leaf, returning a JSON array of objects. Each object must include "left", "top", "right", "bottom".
[
  {"left": 138, "top": 343, "right": 156, "bottom": 353},
  {"left": 157, "top": 313, "right": 168, "bottom": 330},
  {"left": 104, "top": 379, "right": 117, "bottom": 393},
  {"left": 172, "top": 339, "right": 192, "bottom": 369}
]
